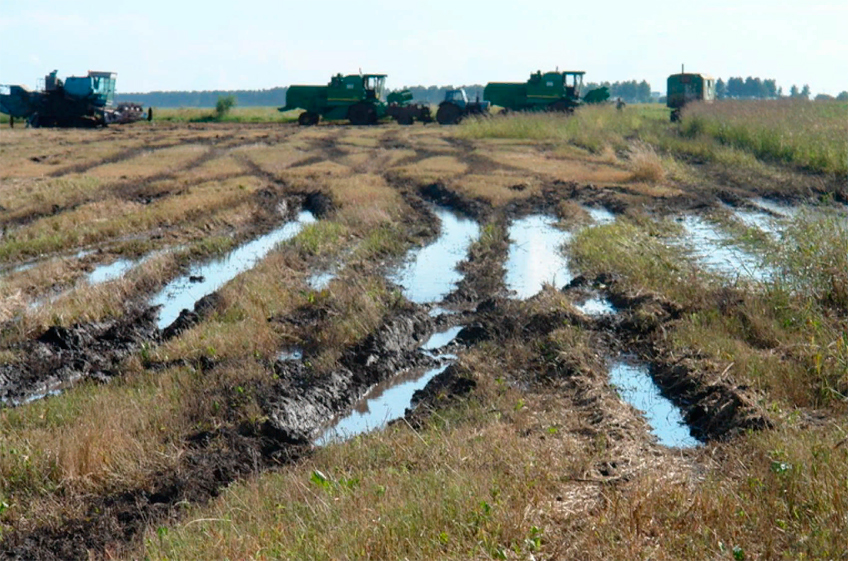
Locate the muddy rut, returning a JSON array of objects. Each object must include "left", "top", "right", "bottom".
[{"left": 0, "top": 123, "right": 834, "bottom": 559}]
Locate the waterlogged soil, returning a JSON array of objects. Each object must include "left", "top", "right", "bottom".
[{"left": 0, "top": 121, "right": 838, "bottom": 559}]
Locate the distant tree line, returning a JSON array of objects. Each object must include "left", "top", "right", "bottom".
[
  {"left": 116, "top": 79, "right": 846, "bottom": 108},
  {"left": 584, "top": 80, "right": 654, "bottom": 103},
  {"left": 116, "top": 88, "right": 289, "bottom": 108}
]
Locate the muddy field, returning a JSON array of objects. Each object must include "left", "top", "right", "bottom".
[{"left": 1, "top": 116, "right": 847, "bottom": 559}]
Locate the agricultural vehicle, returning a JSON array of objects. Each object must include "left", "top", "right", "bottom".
[
  {"left": 279, "top": 73, "right": 430, "bottom": 126},
  {"left": 484, "top": 70, "right": 609, "bottom": 113},
  {"left": 435, "top": 88, "right": 490, "bottom": 124},
  {"left": 667, "top": 69, "right": 716, "bottom": 121},
  {"left": 0, "top": 70, "right": 150, "bottom": 128}
]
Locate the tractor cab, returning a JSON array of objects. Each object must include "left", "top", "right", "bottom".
[{"left": 444, "top": 89, "right": 469, "bottom": 108}]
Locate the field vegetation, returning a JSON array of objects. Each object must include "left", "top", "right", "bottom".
[{"left": 0, "top": 102, "right": 846, "bottom": 559}]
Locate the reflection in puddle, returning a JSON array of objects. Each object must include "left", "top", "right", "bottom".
[
  {"left": 151, "top": 210, "right": 316, "bottom": 329},
  {"left": 87, "top": 258, "right": 135, "bottom": 285},
  {"left": 308, "top": 271, "right": 335, "bottom": 290},
  {"left": 391, "top": 207, "right": 480, "bottom": 304},
  {"left": 732, "top": 207, "right": 781, "bottom": 237},
  {"left": 576, "top": 296, "right": 616, "bottom": 317},
  {"left": 609, "top": 361, "right": 698, "bottom": 448},
  {"left": 421, "top": 325, "right": 463, "bottom": 350},
  {"left": 584, "top": 206, "right": 616, "bottom": 225},
  {"left": 317, "top": 325, "right": 463, "bottom": 445},
  {"left": 277, "top": 349, "right": 303, "bottom": 362},
  {"left": 315, "top": 364, "right": 450, "bottom": 446},
  {"left": 680, "top": 215, "right": 770, "bottom": 281},
  {"left": 752, "top": 197, "right": 797, "bottom": 217},
  {"left": 506, "top": 215, "right": 572, "bottom": 299}
]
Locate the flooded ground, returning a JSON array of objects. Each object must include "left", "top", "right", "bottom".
[
  {"left": 608, "top": 360, "right": 698, "bottom": 448},
  {"left": 391, "top": 207, "right": 479, "bottom": 304},
  {"left": 575, "top": 295, "right": 617, "bottom": 317},
  {"left": 150, "top": 211, "right": 316, "bottom": 329},
  {"left": 678, "top": 215, "right": 771, "bottom": 281},
  {"left": 316, "top": 325, "right": 463, "bottom": 445},
  {"left": 505, "top": 215, "right": 573, "bottom": 299}
]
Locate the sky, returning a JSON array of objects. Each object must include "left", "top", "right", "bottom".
[{"left": 1, "top": 0, "right": 846, "bottom": 96}]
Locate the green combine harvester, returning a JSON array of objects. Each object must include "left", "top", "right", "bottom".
[
  {"left": 279, "top": 73, "right": 431, "bottom": 125},
  {"left": 484, "top": 70, "right": 609, "bottom": 113},
  {"left": 666, "top": 69, "right": 716, "bottom": 122}
]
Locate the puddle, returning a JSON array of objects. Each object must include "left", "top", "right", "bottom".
[
  {"left": 679, "top": 215, "right": 770, "bottom": 281},
  {"left": 317, "top": 325, "right": 463, "bottom": 445},
  {"left": 428, "top": 306, "right": 459, "bottom": 317},
  {"left": 277, "top": 348, "right": 303, "bottom": 361},
  {"left": 575, "top": 296, "right": 616, "bottom": 317},
  {"left": 731, "top": 207, "right": 782, "bottom": 237},
  {"left": 421, "top": 325, "right": 463, "bottom": 350},
  {"left": 391, "top": 207, "right": 480, "bottom": 304},
  {"left": 583, "top": 206, "right": 616, "bottom": 225},
  {"left": 505, "top": 215, "right": 573, "bottom": 299},
  {"left": 150, "top": 210, "right": 316, "bottom": 329},
  {"left": 307, "top": 271, "right": 336, "bottom": 290},
  {"left": 609, "top": 360, "right": 698, "bottom": 448},
  {"left": 87, "top": 258, "right": 135, "bottom": 285},
  {"left": 752, "top": 197, "right": 797, "bottom": 217}
]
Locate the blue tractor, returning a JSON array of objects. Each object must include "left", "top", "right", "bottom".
[{"left": 436, "top": 88, "right": 490, "bottom": 125}]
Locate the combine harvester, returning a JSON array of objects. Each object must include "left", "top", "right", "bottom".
[
  {"left": 484, "top": 70, "right": 609, "bottom": 113},
  {"left": 279, "top": 73, "right": 432, "bottom": 125},
  {"left": 0, "top": 70, "right": 150, "bottom": 128},
  {"left": 666, "top": 66, "right": 716, "bottom": 121}
]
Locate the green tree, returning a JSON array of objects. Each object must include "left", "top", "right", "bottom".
[
  {"left": 837, "top": 91, "right": 848, "bottom": 101},
  {"left": 790, "top": 84, "right": 800, "bottom": 98},
  {"left": 800, "top": 85, "right": 811, "bottom": 100},
  {"left": 716, "top": 78, "right": 727, "bottom": 99},
  {"left": 215, "top": 95, "right": 236, "bottom": 119}
]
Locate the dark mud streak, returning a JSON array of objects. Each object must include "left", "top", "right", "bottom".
[{"left": 0, "top": 306, "right": 437, "bottom": 560}]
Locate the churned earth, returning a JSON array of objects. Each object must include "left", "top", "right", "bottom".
[{"left": 0, "top": 111, "right": 846, "bottom": 560}]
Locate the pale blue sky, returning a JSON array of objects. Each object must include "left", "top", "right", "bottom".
[{"left": 1, "top": 0, "right": 845, "bottom": 95}]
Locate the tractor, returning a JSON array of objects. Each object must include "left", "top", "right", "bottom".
[
  {"left": 435, "top": 88, "right": 490, "bottom": 125},
  {"left": 483, "top": 70, "right": 608, "bottom": 113},
  {"left": 279, "top": 73, "right": 429, "bottom": 126},
  {"left": 0, "top": 70, "right": 150, "bottom": 128}
]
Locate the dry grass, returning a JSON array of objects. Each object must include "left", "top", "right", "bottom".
[{"left": 627, "top": 142, "right": 666, "bottom": 183}]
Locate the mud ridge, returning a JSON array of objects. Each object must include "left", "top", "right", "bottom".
[
  {"left": 261, "top": 305, "right": 435, "bottom": 443},
  {"left": 0, "top": 306, "right": 160, "bottom": 405}
]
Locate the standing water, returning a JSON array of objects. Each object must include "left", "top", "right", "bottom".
[
  {"left": 505, "top": 215, "right": 573, "bottom": 299},
  {"left": 680, "top": 215, "right": 770, "bottom": 282},
  {"left": 151, "top": 211, "right": 316, "bottom": 329},
  {"left": 609, "top": 360, "right": 698, "bottom": 448},
  {"left": 391, "top": 207, "right": 479, "bottom": 304},
  {"left": 316, "top": 325, "right": 463, "bottom": 445}
]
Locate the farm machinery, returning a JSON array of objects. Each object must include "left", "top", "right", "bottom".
[
  {"left": 667, "top": 69, "right": 716, "bottom": 121},
  {"left": 279, "top": 73, "right": 431, "bottom": 125},
  {"left": 483, "top": 70, "right": 609, "bottom": 113},
  {"left": 435, "top": 88, "right": 490, "bottom": 124},
  {"left": 0, "top": 70, "right": 150, "bottom": 128}
]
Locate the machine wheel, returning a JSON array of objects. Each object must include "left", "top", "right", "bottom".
[
  {"left": 298, "top": 111, "right": 320, "bottom": 126},
  {"left": 348, "top": 103, "right": 377, "bottom": 126},
  {"left": 670, "top": 109, "right": 681, "bottom": 123},
  {"left": 436, "top": 103, "right": 462, "bottom": 125},
  {"left": 547, "top": 100, "right": 574, "bottom": 113},
  {"left": 396, "top": 113, "right": 414, "bottom": 125}
]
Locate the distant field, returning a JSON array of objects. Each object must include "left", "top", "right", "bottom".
[{"left": 152, "top": 105, "right": 299, "bottom": 123}]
